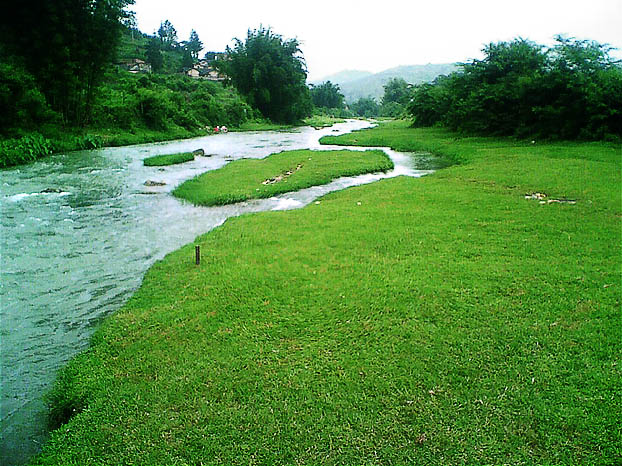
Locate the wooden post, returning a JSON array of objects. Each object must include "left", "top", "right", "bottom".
[{"left": 195, "top": 245, "right": 200, "bottom": 265}]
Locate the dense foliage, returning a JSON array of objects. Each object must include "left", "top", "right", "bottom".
[
  {"left": 0, "top": 0, "right": 134, "bottom": 126},
  {"left": 0, "top": 60, "right": 59, "bottom": 132},
  {"left": 0, "top": 8, "right": 268, "bottom": 168},
  {"left": 408, "top": 37, "right": 622, "bottom": 140},
  {"left": 310, "top": 81, "right": 345, "bottom": 109},
  {"left": 380, "top": 78, "right": 411, "bottom": 117},
  {"left": 0, "top": 71, "right": 257, "bottom": 167},
  {"left": 218, "top": 27, "right": 312, "bottom": 123},
  {"left": 79, "top": 71, "right": 256, "bottom": 132},
  {"left": 350, "top": 97, "right": 380, "bottom": 118}
]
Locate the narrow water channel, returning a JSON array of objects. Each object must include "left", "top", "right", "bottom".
[{"left": 0, "top": 120, "right": 435, "bottom": 464}]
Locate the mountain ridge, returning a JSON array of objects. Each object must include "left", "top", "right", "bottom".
[{"left": 311, "top": 63, "right": 459, "bottom": 103}]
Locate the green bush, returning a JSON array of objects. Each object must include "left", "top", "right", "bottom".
[
  {"left": 136, "top": 88, "right": 173, "bottom": 130},
  {"left": 0, "top": 61, "right": 59, "bottom": 135},
  {"left": 0, "top": 134, "right": 54, "bottom": 167}
]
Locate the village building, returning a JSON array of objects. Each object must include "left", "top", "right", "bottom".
[
  {"left": 117, "top": 58, "right": 151, "bottom": 74},
  {"left": 186, "top": 56, "right": 227, "bottom": 81}
]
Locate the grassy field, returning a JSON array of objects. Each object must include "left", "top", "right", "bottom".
[
  {"left": 34, "top": 121, "right": 620, "bottom": 464},
  {"left": 173, "top": 149, "right": 393, "bottom": 206},
  {"left": 143, "top": 151, "right": 195, "bottom": 167}
]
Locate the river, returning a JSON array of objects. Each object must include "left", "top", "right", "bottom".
[{"left": 0, "top": 120, "right": 435, "bottom": 464}]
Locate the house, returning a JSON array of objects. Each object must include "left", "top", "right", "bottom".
[
  {"left": 117, "top": 58, "right": 151, "bottom": 74},
  {"left": 186, "top": 59, "right": 226, "bottom": 81}
]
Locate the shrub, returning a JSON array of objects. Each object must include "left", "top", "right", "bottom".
[{"left": 0, "top": 134, "right": 54, "bottom": 168}]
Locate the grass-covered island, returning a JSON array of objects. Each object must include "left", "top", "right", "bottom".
[
  {"left": 34, "top": 121, "right": 620, "bottom": 464},
  {"left": 143, "top": 152, "right": 195, "bottom": 167},
  {"left": 173, "top": 149, "right": 393, "bottom": 206}
]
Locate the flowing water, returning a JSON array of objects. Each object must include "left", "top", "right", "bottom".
[{"left": 0, "top": 120, "right": 436, "bottom": 464}]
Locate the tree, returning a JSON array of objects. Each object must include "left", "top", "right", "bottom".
[
  {"left": 217, "top": 27, "right": 312, "bottom": 123},
  {"left": 0, "top": 0, "right": 135, "bottom": 125},
  {"left": 406, "top": 36, "right": 622, "bottom": 140},
  {"left": 310, "top": 81, "right": 345, "bottom": 109},
  {"left": 381, "top": 78, "right": 410, "bottom": 106},
  {"left": 350, "top": 97, "right": 379, "bottom": 117},
  {"left": 158, "top": 20, "right": 178, "bottom": 49},
  {"left": 186, "top": 29, "right": 203, "bottom": 60},
  {"left": 146, "top": 37, "right": 164, "bottom": 73},
  {"left": 181, "top": 48, "right": 194, "bottom": 70},
  {"left": 0, "top": 60, "right": 58, "bottom": 134}
]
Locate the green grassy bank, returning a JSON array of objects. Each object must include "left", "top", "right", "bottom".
[
  {"left": 173, "top": 149, "right": 393, "bottom": 206},
  {"left": 144, "top": 152, "right": 195, "bottom": 167},
  {"left": 34, "top": 121, "right": 621, "bottom": 464}
]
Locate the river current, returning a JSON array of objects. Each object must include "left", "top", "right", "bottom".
[{"left": 0, "top": 120, "right": 434, "bottom": 464}]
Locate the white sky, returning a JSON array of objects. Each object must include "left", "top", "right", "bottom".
[{"left": 131, "top": 0, "right": 622, "bottom": 81}]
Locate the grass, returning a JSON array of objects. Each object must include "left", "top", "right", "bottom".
[
  {"left": 143, "top": 151, "right": 195, "bottom": 167},
  {"left": 173, "top": 149, "right": 393, "bottom": 206},
  {"left": 33, "top": 120, "right": 621, "bottom": 464}
]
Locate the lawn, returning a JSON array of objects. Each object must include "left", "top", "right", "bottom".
[
  {"left": 173, "top": 149, "right": 393, "bottom": 206},
  {"left": 34, "top": 121, "right": 621, "bottom": 465}
]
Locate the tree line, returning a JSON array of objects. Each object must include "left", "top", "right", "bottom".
[
  {"left": 309, "top": 78, "right": 412, "bottom": 118},
  {"left": 3, "top": 4, "right": 617, "bottom": 144},
  {"left": 408, "top": 36, "right": 622, "bottom": 140},
  {"left": 144, "top": 20, "right": 205, "bottom": 73}
]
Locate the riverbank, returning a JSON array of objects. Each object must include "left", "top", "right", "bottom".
[
  {"left": 0, "top": 116, "right": 347, "bottom": 170},
  {"left": 33, "top": 121, "right": 620, "bottom": 464}
]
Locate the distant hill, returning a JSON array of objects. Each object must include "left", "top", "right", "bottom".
[
  {"left": 310, "top": 70, "right": 374, "bottom": 85},
  {"left": 313, "top": 64, "right": 459, "bottom": 103}
]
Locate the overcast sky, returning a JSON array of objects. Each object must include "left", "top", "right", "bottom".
[{"left": 131, "top": 0, "right": 622, "bottom": 81}]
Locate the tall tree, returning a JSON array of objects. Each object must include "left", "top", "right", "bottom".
[
  {"left": 146, "top": 37, "right": 164, "bottom": 73},
  {"left": 381, "top": 78, "right": 411, "bottom": 106},
  {"left": 186, "top": 29, "right": 203, "bottom": 60},
  {"left": 157, "top": 20, "right": 178, "bottom": 49},
  {"left": 181, "top": 48, "right": 194, "bottom": 70},
  {"left": 217, "top": 27, "right": 312, "bottom": 123}
]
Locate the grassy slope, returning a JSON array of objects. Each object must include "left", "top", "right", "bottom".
[
  {"left": 34, "top": 121, "right": 621, "bottom": 464},
  {"left": 173, "top": 149, "right": 393, "bottom": 206}
]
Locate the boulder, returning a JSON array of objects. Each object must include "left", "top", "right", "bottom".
[
  {"left": 192, "top": 148, "right": 205, "bottom": 157},
  {"left": 144, "top": 180, "right": 166, "bottom": 186}
]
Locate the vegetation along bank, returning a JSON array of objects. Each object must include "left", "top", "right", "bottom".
[
  {"left": 0, "top": 5, "right": 337, "bottom": 169},
  {"left": 33, "top": 120, "right": 620, "bottom": 464}
]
